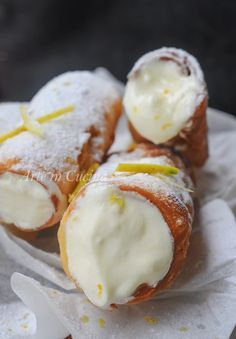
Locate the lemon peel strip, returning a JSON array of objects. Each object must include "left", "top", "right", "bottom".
[
  {"left": 21, "top": 112, "right": 44, "bottom": 137},
  {"left": 0, "top": 105, "right": 75, "bottom": 143},
  {"left": 37, "top": 105, "right": 75, "bottom": 123},
  {"left": 115, "top": 163, "right": 179, "bottom": 176}
]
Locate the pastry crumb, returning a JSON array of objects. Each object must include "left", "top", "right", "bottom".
[
  {"left": 20, "top": 313, "right": 29, "bottom": 321},
  {"left": 21, "top": 323, "right": 28, "bottom": 331}
]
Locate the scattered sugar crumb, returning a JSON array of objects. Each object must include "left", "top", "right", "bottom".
[
  {"left": 49, "top": 290, "right": 59, "bottom": 297},
  {"left": 20, "top": 313, "right": 29, "bottom": 321},
  {"left": 80, "top": 298, "right": 91, "bottom": 305},
  {"left": 21, "top": 323, "right": 29, "bottom": 331}
]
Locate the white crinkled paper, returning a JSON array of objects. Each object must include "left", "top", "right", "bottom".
[{"left": 0, "top": 71, "right": 236, "bottom": 339}]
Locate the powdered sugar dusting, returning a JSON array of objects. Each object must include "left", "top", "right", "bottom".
[
  {"left": 0, "top": 72, "right": 120, "bottom": 176},
  {"left": 0, "top": 102, "right": 28, "bottom": 134},
  {"left": 94, "top": 148, "right": 194, "bottom": 221}
]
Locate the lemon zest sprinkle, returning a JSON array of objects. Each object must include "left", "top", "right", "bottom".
[
  {"left": 0, "top": 105, "right": 74, "bottom": 143},
  {"left": 115, "top": 163, "right": 179, "bottom": 176},
  {"left": 161, "top": 122, "right": 173, "bottom": 130},
  {"left": 132, "top": 105, "right": 140, "bottom": 114},
  {"left": 0, "top": 126, "right": 25, "bottom": 143},
  {"left": 144, "top": 316, "right": 158, "bottom": 325},
  {"left": 80, "top": 315, "right": 89, "bottom": 324},
  {"left": 21, "top": 112, "right": 44, "bottom": 137},
  {"left": 109, "top": 192, "right": 125, "bottom": 209},
  {"left": 97, "top": 283, "right": 103, "bottom": 297},
  {"left": 154, "top": 114, "right": 160, "bottom": 120},
  {"left": 179, "top": 326, "right": 188, "bottom": 332},
  {"left": 81, "top": 298, "right": 91, "bottom": 304},
  {"left": 68, "top": 163, "right": 99, "bottom": 203},
  {"left": 98, "top": 318, "right": 106, "bottom": 328},
  {"left": 21, "top": 323, "right": 28, "bottom": 330},
  {"left": 37, "top": 105, "right": 74, "bottom": 123},
  {"left": 163, "top": 88, "right": 170, "bottom": 95}
]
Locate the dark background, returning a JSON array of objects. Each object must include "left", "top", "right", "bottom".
[{"left": 0, "top": 0, "right": 235, "bottom": 115}]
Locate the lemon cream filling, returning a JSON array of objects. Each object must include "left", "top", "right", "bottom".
[
  {"left": 123, "top": 59, "right": 202, "bottom": 144},
  {"left": 65, "top": 183, "right": 173, "bottom": 308},
  {"left": 0, "top": 173, "right": 55, "bottom": 230}
]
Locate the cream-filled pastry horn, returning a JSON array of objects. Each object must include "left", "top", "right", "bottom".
[
  {"left": 0, "top": 72, "right": 121, "bottom": 231},
  {"left": 58, "top": 144, "right": 194, "bottom": 308},
  {"left": 124, "top": 47, "right": 208, "bottom": 166}
]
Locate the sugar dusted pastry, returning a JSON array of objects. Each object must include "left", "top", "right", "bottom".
[
  {"left": 58, "top": 144, "right": 194, "bottom": 308},
  {"left": 0, "top": 72, "right": 121, "bottom": 231},
  {"left": 124, "top": 47, "right": 208, "bottom": 166},
  {"left": 0, "top": 102, "right": 28, "bottom": 135}
]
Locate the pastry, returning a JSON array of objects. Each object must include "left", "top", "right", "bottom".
[
  {"left": 0, "top": 72, "right": 121, "bottom": 231},
  {"left": 58, "top": 144, "right": 194, "bottom": 308},
  {"left": 123, "top": 47, "right": 208, "bottom": 166}
]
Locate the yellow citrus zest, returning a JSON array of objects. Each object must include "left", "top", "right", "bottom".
[
  {"left": 21, "top": 112, "right": 44, "bottom": 137},
  {"left": 0, "top": 105, "right": 75, "bottom": 143},
  {"left": 80, "top": 315, "right": 89, "bottom": 324},
  {"left": 179, "top": 326, "right": 188, "bottom": 332},
  {"left": 132, "top": 105, "right": 140, "bottom": 114},
  {"left": 0, "top": 126, "right": 25, "bottom": 143},
  {"left": 109, "top": 192, "right": 125, "bottom": 209},
  {"left": 144, "top": 316, "right": 158, "bottom": 325},
  {"left": 161, "top": 122, "right": 173, "bottom": 130},
  {"left": 37, "top": 105, "right": 75, "bottom": 123},
  {"left": 68, "top": 163, "right": 99, "bottom": 203},
  {"left": 115, "top": 163, "right": 179, "bottom": 176},
  {"left": 97, "top": 283, "right": 103, "bottom": 297},
  {"left": 98, "top": 318, "right": 106, "bottom": 328},
  {"left": 154, "top": 114, "right": 160, "bottom": 120}
]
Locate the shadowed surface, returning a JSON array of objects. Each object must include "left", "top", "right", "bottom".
[{"left": 0, "top": 0, "right": 235, "bottom": 115}]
